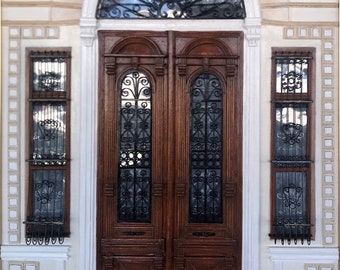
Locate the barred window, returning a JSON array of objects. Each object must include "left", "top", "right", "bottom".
[
  {"left": 25, "top": 48, "right": 71, "bottom": 245},
  {"left": 269, "top": 48, "right": 315, "bottom": 245}
]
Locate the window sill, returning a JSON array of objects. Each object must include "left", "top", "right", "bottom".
[
  {"left": 0, "top": 245, "right": 70, "bottom": 261},
  {"left": 269, "top": 246, "right": 339, "bottom": 262}
]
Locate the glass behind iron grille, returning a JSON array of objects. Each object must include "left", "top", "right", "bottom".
[
  {"left": 96, "top": 0, "right": 246, "bottom": 19},
  {"left": 32, "top": 56, "right": 67, "bottom": 92},
  {"left": 275, "top": 57, "right": 309, "bottom": 94},
  {"left": 32, "top": 102, "right": 67, "bottom": 165},
  {"left": 274, "top": 103, "right": 308, "bottom": 163},
  {"left": 274, "top": 172, "right": 309, "bottom": 238},
  {"left": 118, "top": 71, "right": 152, "bottom": 223},
  {"left": 189, "top": 72, "right": 223, "bottom": 223},
  {"left": 31, "top": 170, "right": 65, "bottom": 220}
]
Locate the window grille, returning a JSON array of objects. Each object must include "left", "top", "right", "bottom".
[
  {"left": 96, "top": 0, "right": 246, "bottom": 19},
  {"left": 269, "top": 48, "right": 315, "bottom": 245},
  {"left": 24, "top": 49, "right": 71, "bottom": 245}
]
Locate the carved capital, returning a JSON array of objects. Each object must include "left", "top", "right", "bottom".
[
  {"left": 226, "top": 64, "right": 237, "bottom": 77},
  {"left": 177, "top": 65, "right": 187, "bottom": 76},
  {"left": 153, "top": 183, "right": 164, "bottom": 197},
  {"left": 105, "top": 63, "right": 116, "bottom": 75},
  {"left": 104, "top": 183, "right": 115, "bottom": 197},
  {"left": 176, "top": 183, "right": 186, "bottom": 197},
  {"left": 80, "top": 18, "right": 98, "bottom": 47},
  {"left": 244, "top": 17, "right": 261, "bottom": 47}
]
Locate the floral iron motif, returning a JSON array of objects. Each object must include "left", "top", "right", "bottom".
[{"left": 96, "top": 0, "right": 246, "bottom": 19}]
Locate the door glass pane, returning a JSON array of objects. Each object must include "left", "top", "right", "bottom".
[
  {"left": 118, "top": 71, "right": 152, "bottom": 222},
  {"left": 189, "top": 72, "right": 223, "bottom": 223}
]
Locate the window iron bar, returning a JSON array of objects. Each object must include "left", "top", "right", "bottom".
[
  {"left": 271, "top": 100, "right": 313, "bottom": 104},
  {"left": 272, "top": 160, "right": 313, "bottom": 164},
  {"left": 272, "top": 160, "right": 313, "bottom": 168},
  {"left": 273, "top": 56, "right": 313, "bottom": 60},
  {"left": 24, "top": 218, "right": 66, "bottom": 245},
  {"left": 26, "top": 159, "right": 68, "bottom": 166},
  {"left": 269, "top": 223, "right": 313, "bottom": 245},
  {"left": 30, "top": 54, "right": 70, "bottom": 59},
  {"left": 28, "top": 98, "right": 70, "bottom": 102}
]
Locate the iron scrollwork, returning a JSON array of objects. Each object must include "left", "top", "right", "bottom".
[
  {"left": 280, "top": 122, "right": 303, "bottom": 145},
  {"left": 31, "top": 103, "right": 67, "bottom": 166},
  {"left": 276, "top": 57, "right": 309, "bottom": 94},
  {"left": 270, "top": 172, "right": 312, "bottom": 245},
  {"left": 32, "top": 57, "right": 66, "bottom": 92},
  {"left": 118, "top": 71, "right": 152, "bottom": 223},
  {"left": 96, "top": 0, "right": 246, "bottom": 19},
  {"left": 189, "top": 72, "right": 223, "bottom": 223},
  {"left": 25, "top": 172, "right": 66, "bottom": 245}
]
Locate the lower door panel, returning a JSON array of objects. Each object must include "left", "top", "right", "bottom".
[{"left": 102, "top": 256, "right": 164, "bottom": 270}]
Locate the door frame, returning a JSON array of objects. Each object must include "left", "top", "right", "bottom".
[{"left": 79, "top": 1, "right": 262, "bottom": 269}]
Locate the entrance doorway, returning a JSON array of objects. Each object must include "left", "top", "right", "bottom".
[{"left": 97, "top": 31, "right": 243, "bottom": 270}]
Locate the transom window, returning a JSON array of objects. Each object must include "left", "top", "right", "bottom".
[{"left": 96, "top": 0, "right": 246, "bottom": 19}]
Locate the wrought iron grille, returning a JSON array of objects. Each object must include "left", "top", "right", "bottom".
[
  {"left": 96, "top": 0, "right": 246, "bottom": 19},
  {"left": 270, "top": 50, "right": 314, "bottom": 245},
  {"left": 273, "top": 102, "right": 310, "bottom": 168},
  {"left": 25, "top": 170, "right": 65, "bottom": 245},
  {"left": 189, "top": 72, "right": 223, "bottom": 223},
  {"left": 31, "top": 102, "right": 67, "bottom": 165},
  {"left": 118, "top": 71, "right": 152, "bottom": 223},
  {"left": 275, "top": 57, "right": 309, "bottom": 94},
  {"left": 270, "top": 172, "right": 312, "bottom": 245},
  {"left": 25, "top": 50, "right": 70, "bottom": 245},
  {"left": 32, "top": 56, "right": 66, "bottom": 92}
]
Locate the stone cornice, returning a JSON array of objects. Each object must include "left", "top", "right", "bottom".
[
  {"left": 1, "top": 20, "right": 80, "bottom": 26},
  {"left": 262, "top": 19, "right": 339, "bottom": 27},
  {"left": 261, "top": 2, "right": 338, "bottom": 9},
  {"left": 1, "top": 1, "right": 81, "bottom": 9}
]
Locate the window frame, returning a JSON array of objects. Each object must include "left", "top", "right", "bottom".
[
  {"left": 25, "top": 48, "right": 71, "bottom": 245},
  {"left": 269, "top": 47, "right": 316, "bottom": 245}
]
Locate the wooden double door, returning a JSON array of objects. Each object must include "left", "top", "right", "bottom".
[{"left": 97, "top": 31, "right": 243, "bottom": 270}]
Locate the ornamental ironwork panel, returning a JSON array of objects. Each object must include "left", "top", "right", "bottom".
[
  {"left": 275, "top": 57, "right": 309, "bottom": 94},
  {"left": 189, "top": 72, "right": 223, "bottom": 223},
  {"left": 274, "top": 103, "right": 308, "bottom": 167},
  {"left": 25, "top": 170, "right": 66, "bottom": 245},
  {"left": 118, "top": 71, "right": 152, "bottom": 222},
  {"left": 31, "top": 103, "right": 67, "bottom": 166},
  {"left": 271, "top": 172, "right": 311, "bottom": 244},
  {"left": 96, "top": 0, "right": 246, "bottom": 19},
  {"left": 32, "top": 57, "right": 67, "bottom": 92}
]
